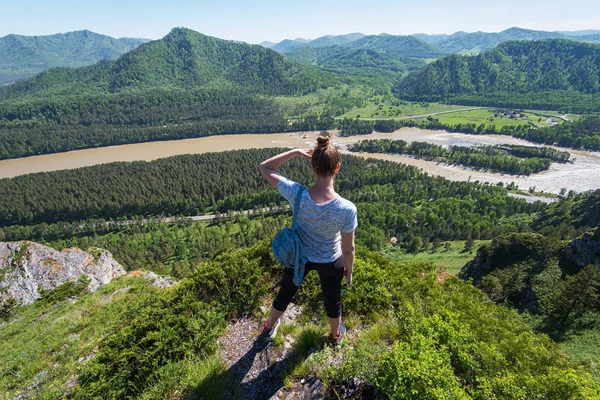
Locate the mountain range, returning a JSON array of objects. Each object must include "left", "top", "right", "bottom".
[
  {"left": 4, "top": 27, "right": 600, "bottom": 86},
  {"left": 265, "top": 27, "right": 600, "bottom": 56},
  {"left": 0, "top": 27, "right": 333, "bottom": 99},
  {"left": 0, "top": 30, "right": 149, "bottom": 84}
]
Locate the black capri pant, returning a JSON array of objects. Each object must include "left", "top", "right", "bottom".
[{"left": 272, "top": 256, "right": 345, "bottom": 319}]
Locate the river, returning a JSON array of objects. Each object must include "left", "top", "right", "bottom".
[{"left": 1, "top": 128, "right": 598, "bottom": 194}]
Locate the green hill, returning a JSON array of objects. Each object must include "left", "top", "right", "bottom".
[
  {"left": 346, "top": 34, "right": 447, "bottom": 59},
  {"left": 0, "top": 30, "right": 148, "bottom": 84},
  {"left": 269, "top": 38, "right": 310, "bottom": 53},
  {"left": 395, "top": 39, "right": 600, "bottom": 111},
  {"left": 285, "top": 45, "right": 425, "bottom": 78},
  {"left": 459, "top": 226, "right": 600, "bottom": 364},
  {"left": 2, "top": 239, "right": 598, "bottom": 398},
  {"left": 0, "top": 28, "right": 341, "bottom": 158},
  {"left": 1, "top": 27, "right": 333, "bottom": 99}
]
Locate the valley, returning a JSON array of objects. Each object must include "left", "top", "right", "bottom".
[{"left": 1, "top": 20, "right": 600, "bottom": 399}]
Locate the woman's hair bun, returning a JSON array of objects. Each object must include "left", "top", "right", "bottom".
[{"left": 316, "top": 136, "right": 330, "bottom": 148}]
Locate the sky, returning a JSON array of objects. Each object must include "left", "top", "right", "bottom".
[{"left": 1, "top": 0, "right": 599, "bottom": 44}]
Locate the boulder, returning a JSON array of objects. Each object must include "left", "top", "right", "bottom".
[{"left": 0, "top": 241, "right": 126, "bottom": 305}]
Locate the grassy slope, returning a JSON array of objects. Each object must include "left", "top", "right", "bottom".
[
  {"left": 0, "top": 276, "right": 160, "bottom": 398},
  {"left": 2, "top": 240, "right": 599, "bottom": 398}
]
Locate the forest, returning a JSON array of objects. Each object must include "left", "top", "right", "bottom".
[
  {"left": 0, "top": 149, "right": 546, "bottom": 252},
  {"left": 285, "top": 45, "right": 425, "bottom": 79},
  {"left": 348, "top": 139, "right": 570, "bottom": 175}
]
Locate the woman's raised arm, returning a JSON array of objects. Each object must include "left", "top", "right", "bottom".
[{"left": 258, "top": 148, "right": 312, "bottom": 188}]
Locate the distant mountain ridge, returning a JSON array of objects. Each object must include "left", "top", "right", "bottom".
[
  {"left": 266, "top": 27, "right": 600, "bottom": 57},
  {"left": 416, "top": 27, "right": 598, "bottom": 54},
  {"left": 0, "top": 30, "right": 149, "bottom": 84},
  {"left": 268, "top": 33, "right": 366, "bottom": 53},
  {"left": 345, "top": 34, "right": 447, "bottom": 58}
]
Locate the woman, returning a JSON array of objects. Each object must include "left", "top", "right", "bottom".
[{"left": 258, "top": 136, "right": 357, "bottom": 344}]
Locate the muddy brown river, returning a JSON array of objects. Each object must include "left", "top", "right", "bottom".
[{"left": 1, "top": 128, "right": 598, "bottom": 194}]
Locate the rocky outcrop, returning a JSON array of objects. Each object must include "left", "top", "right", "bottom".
[
  {"left": 125, "top": 270, "right": 176, "bottom": 289},
  {"left": 563, "top": 226, "right": 600, "bottom": 267},
  {"left": 0, "top": 241, "right": 126, "bottom": 305}
]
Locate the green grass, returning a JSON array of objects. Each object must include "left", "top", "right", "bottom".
[
  {"left": 274, "top": 85, "right": 373, "bottom": 118},
  {"left": 560, "top": 328, "right": 600, "bottom": 367},
  {"left": 432, "top": 108, "right": 560, "bottom": 128},
  {"left": 381, "top": 240, "right": 489, "bottom": 275},
  {"left": 339, "top": 99, "right": 470, "bottom": 119},
  {"left": 508, "top": 189, "right": 560, "bottom": 199},
  {"left": 0, "top": 276, "right": 159, "bottom": 398}
]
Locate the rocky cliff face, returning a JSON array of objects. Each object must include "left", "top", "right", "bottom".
[
  {"left": 564, "top": 225, "right": 600, "bottom": 267},
  {"left": 0, "top": 241, "right": 126, "bottom": 305}
]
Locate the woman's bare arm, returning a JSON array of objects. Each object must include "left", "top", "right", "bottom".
[
  {"left": 258, "top": 149, "right": 311, "bottom": 188},
  {"left": 341, "top": 231, "right": 355, "bottom": 287}
]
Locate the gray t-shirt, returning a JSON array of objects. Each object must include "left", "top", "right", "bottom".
[{"left": 277, "top": 177, "right": 358, "bottom": 263}]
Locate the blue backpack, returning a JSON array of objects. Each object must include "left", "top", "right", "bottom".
[{"left": 272, "top": 186, "right": 308, "bottom": 286}]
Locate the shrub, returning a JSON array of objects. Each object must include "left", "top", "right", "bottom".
[
  {"left": 38, "top": 275, "right": 90, "bottom": 306},
  {"left": 376, "top": 335, "right": 467, "bottom": 399},
  {"left": 74, "top": 285, "right": 225, "bottom": 399}
]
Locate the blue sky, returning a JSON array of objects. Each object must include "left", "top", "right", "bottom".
[{"left": 1, "top": 0, "right": 599, "bottom": 43}]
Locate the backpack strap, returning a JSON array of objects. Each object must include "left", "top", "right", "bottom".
[
  {"left": 291, "top": 186, "right": 306, "bottom": 232},
  {"left": 292, "top": 186, "right": 306, "bottom": 286}
]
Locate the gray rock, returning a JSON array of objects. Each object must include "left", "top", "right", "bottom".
[
  {"left": 302, "top": 375, "right": 324, "bottom": 399},
  {"left": 144, "top": 271, "right": 176, "bottom": 289},
  {"left": 564, "top": 226, "right": 600, "bottom": 267},
  {"left": 0, "top": 241, "right": 126, "bottom": 305}
]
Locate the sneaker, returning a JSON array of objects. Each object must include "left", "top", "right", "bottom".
[
  {"left": 261, "top": 319, "right": 280, "bottom": 340},
  {"left": 329, "top": 321, "right": 346, "bottom": 346}
]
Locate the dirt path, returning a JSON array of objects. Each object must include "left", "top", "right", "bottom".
[{"left": 217, "top": 305, "right": 304, "bottom": 400}]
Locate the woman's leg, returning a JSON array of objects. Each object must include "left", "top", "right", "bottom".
[
  {"left": 316, "top": 257, "right": 345, "bottom": 337},
  {"left": 269, "top": 266, "right": 304, "bottom": 328}
]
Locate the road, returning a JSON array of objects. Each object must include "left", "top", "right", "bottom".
[{"left": 160, "top": 206, "right": 287, "bottom": 223}]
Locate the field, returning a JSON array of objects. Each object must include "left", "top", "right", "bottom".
[
  {"left": 430, "top": 108, "right": 562, "bottom": 129},
  {"left": 381, "top": 240, "right": 489, "bottom": 275}
]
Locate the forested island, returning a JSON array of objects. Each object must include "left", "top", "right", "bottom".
[
  {"left": 337, "top": 115, "right": 600, "bottom": 151},
  {"left": 348, "top": 139, "right": 570, "bottom": 175}
]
